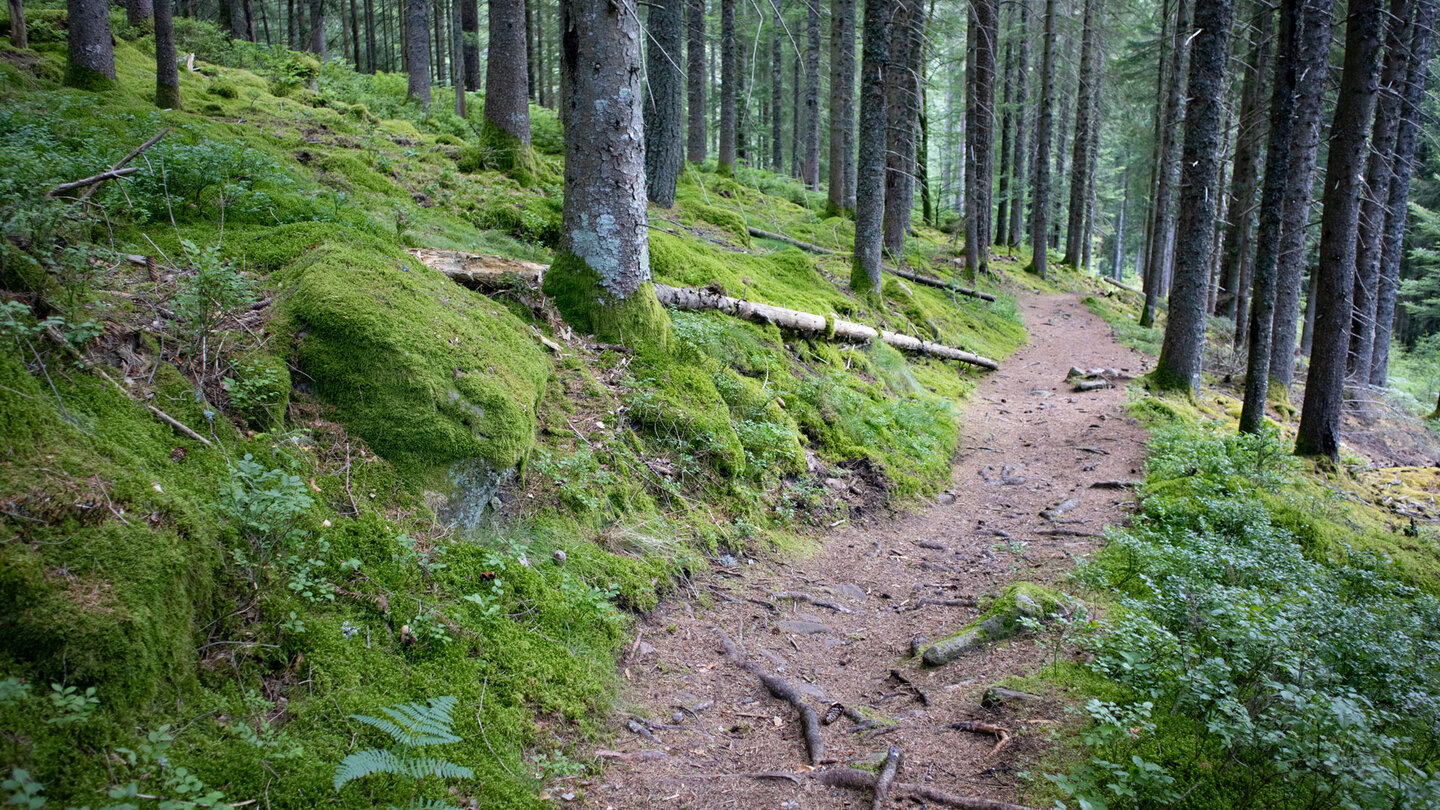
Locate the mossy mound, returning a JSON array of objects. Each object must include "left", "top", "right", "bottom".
[
  {"left": 278, "top": 240, "right": 551, "bottom": 479},
  {"left": 921, "top": 583, "right": 1066, "bottom": 666}
]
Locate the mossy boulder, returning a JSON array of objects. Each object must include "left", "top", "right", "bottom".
[
  {"left": 278, "top": 240, "right": 550, "bottom": 479},
  {"left": 922, "top": 583, "right": 1065, "bottom": 667}
]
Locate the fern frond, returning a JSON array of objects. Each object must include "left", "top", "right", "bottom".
[
  {"left": 351, "top": 696, "right": 462, "bottom": 747},
  {"left": 333, "top": 748, "right": 406, "bottom": 790},
  {"left": 397, "top": 756, "right": 473, "bottom": 782}
]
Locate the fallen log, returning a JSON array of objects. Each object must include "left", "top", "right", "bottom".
[
  {"left": 409, "top": 249, "right": 549, "bottom": 289},
  {"left": 654, "top": 284, "right": 999, "bottom": 369},
  {"left": 748, "top": 226, "right": 838, "bottom": 254},
  {"left": 744, "top": 227, "right": 997, "bottom": 301},
  {"left": 713, "top": 626, "right": 826, "bottom": 765},
  {"left": 818, "top": 768, "right": 1036, "bottom": 810},
  {"left": 1102, "top": 276, "right": 1142, "bottom": 295},
  {"left": 79, "top": 130, "right": 168, "bottom": 201}
]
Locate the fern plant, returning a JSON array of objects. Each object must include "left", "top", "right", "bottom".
[{"left": 334, "top": 696, "right": 473, "bottom": 810}]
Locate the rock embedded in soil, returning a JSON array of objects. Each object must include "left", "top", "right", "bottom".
[
  {"left": 777, "top": 619, "right": 834, "bottom": 635},
  {"left": 981, "top": 686, "right": 1044, "bottom": 708}
]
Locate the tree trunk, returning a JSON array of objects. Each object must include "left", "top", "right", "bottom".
[
  {"left": 1029, "top": 0, "right": 1056, "bottom": 279},
  {"left": 1240, "top": 0, "right": 1301, "bottom": 432},
  {"left": 686, "top": 0, "right": 707, "bottom": 163},
  {"left": 1295, "top": 0, "right": 1385, "bottom": 459},
  {"left": 1269, "top": 0, "right": 1334, "bottom": 391},
  {"left": 771, "top": 6, "right": 783, "bottom": 172},
  {"left": 1153, "top": 0, "right": 1233, "bottom": 394},
  {"left": 792, "top": 52, "right": 802, "bottom": 176},
  {"left": 965, "top": 0, "right": 998, "bottom": 276},
  {"left": 155, "top": 0, "right": 180, "bottom": 108},
  {"left": 828, "top": 0, "right": 857, "bottom": 215},
  {"left": 309, "top": 0, "right": 325, "bottom": 59},
  {"left": 9, "top": 0, "right": 26, "bottom": 48},
  {"left": 1348, "top": 0, "right": 1413, "bottom": 385},
  {"left": 365, "top": 0, "right": 376, "bottom": 71},
  {"left": 546, "top": 0, "right": 668, "bottom": 345},
  {"left": 1371, "top": 0, "right": 1436, "bottom": 385},
  {"left": 484, "top": 0, "right": 532, "bottom": 170},
  {"left": 407, "top": 0, "right": 430, "bottom": 104},
  {"left": 919, "top": 81, "right": 932, "bottom": 226},
  {"left": 1008, "top": 0, "right": 1029, "bottom": 247},
  {"left": 451, "top": 0, "right": 466, "bottom": 115},
  {"left": 718, "top": 0, "right": 737, "bottom": 175},
  {"left": 1139, "top": 0, "right": 1190, "bottom": 326},
  {"left": 1139, "top": 0, "right": 1171, "bottom": 298},
  {"left": 127, "top": 0, "right": 153, "bottom": 26},
  {"left": 1114, "top": 163, "right": 1129, "bottom": 279},
  {"left": 1218, "top": 0, "right": 1271, "bottom": 329},
  {"left": 525, "top": 0, "right": 537, "bottom": 99},
  {"left": 1062, "top": 0, "right": 1099, "bottom": 268},
  {"left": 434, "top": 0, "right": 445, "bottom": 88},
  {"left": 851, "top": 0, "right": 891, "bottom": 292},
  {"left": 460, "top": 0, "right": 478, "bottom": 87},
  {"left": 65, "top": 0, "right": 116, "bottom": 89},
  {"left": 644, "top": 0, "right": 684, "bottom": 206},
  {"left": 995, "top": 23, "right": 1014, "bottom": 246},
  {"left": 803, "top": 0, "right": 822, "bottom": 187},
  {"left": 883, "top": 0, "right": 915, "bottom": 256},
  {"left": 537, "top": 0, "right": 547, "bottom": 105}
]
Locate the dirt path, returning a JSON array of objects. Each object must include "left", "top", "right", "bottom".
[{"left": 580, "top": 293, "right": 1150, "bottom": 809}]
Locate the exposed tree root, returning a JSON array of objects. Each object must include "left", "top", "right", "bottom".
[
  {"left": 712, "top": 626, "right": 826, "bottom": 764},
  {"left": 818, "top": 767, "right": 1037, "bottom": 809},
  {"left": 773, "top": 591, "right": 855, "bottom": 613},
  {"left": 887, "top": 668, "right": 931, "bottom": 706},
  {"left": 872, "top": 746, "right": 903, "bottom": 810},
  {"left": 948, "top": 721, "right": 1013, "bottom": 757}
]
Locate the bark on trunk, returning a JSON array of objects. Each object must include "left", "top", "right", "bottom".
[
  {"left": 525, "top": 0, "right": 536, "bottom": 99},
  {"left": 1008, "top": 0, "right": 1029, "bottom": 247},
  {"left": 65, "top": 0, "right": 116, "bottom": 89},
  {"left": 851, "top": 0, "right": 890, "bottom": 292},
  {"left": 770, "top": 7, "right": 783, "bottom": 172},
  {"left": 407, "top": 0, "right": 431, "bottom": 104},
  {"left": 686, "top": 0, "right": 707, "bottom": 163},
  {"left": 9, "top": 0, "right": 26, "bottom": 48},
  {"left": 1219, "top": 0, "right": 1271, "bottom": 331},
  {"left": 1347, "top": 0, "right": 1412, "bottom": 385},
  {"left": 828, "top": 0, "right": 857, "bottom": 214},
  {"left": 1296, "top": 0, "right": 1385, "bottom": 459},
  {"left": 366, "top": 0, "right": 378, "bottom": 71},
  {"left": 547, "top": 0, "right": 667, "bottom": 345},
  {"left": 1268, "top": 0, "right": 1334, "bottom": 391},
  {"left": 484, "top": 0, "right": 532, "bottom": 168},
  {"left": 1240, "top": 0, "right": 1300, "bottom": 433},
  {"left": 127, "top": 0, "right": 153, "bottom": 26},
  {"left": 995, "top": 27, "right": 1014, "bottom": 246},
  {"left": 883, "top": 0, "right": 916, "bottom": 256},
  {"left": 718, "top": 0, "right": 737, "bottom": 174},
  {"left": 461, "top": 0, "right": 479, "bottom": 87},
  {"left": 1139, "top": 0, "right": 1191, "bottom": 326},
  {"left": 451, "top": 0, "right": 466, "bottom": 115},
  {"left": 155, "top": 0, "right": 180, "bottom": 108},
  {"left": 803, "top": 0, "right": 822, "bottom": 187},
  {"left": 964, "top": 0, "right": 998, "bottom": 276},
  {"left": 1029, "top": 0, "right": 1056, "bottom": 279},
  {"left": 1153, "top": 0, "right": 1234, "bottom": 395},
  {"left": 1062, "top": 0, "right": 1099, "bottom": 268},
  {"left": 645, "top": 0, "right": 684, "bottom": 206},
  {"left": 1371, "top": 0, "right": 1436, "bottom": 385},
  {"left": 309, "top": 0, "right": 325, "bottom": 59}
]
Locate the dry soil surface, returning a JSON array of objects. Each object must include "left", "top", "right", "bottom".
[{"left": 578, "top": 293, "right": 1151, "bottom": 810}]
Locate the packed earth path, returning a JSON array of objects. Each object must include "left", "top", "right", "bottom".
[{"left": 578, "top": 292, "right": 1150, "bottom": 809}]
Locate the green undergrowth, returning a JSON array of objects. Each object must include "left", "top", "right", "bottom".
[
  {"left": 1023, "top": 419, "right": 1440, "bottom": 809},
  {"left": 0, "top": 11, "right": 1031, "bottom": 809}
]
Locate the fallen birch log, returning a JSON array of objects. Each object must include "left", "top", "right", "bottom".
[
  {"left": 418, "top": 252, "right": 999, "bottom": 370},
  {"left": 1102, "top": 276, "right": 1142, "bottom": 294},
  {"left": 748, "top": 226, "right": 837, "bottom": 254}
]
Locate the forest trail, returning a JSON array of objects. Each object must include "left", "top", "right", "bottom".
[{"left": 579, "top": 292, "right": 1151, "bottom": 809}]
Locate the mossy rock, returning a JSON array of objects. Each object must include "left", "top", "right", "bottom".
[
  {"left": 922, "top": 583, "right": 1065, "bottom": 667},
  {"left": 279, "top": 241, "right": 550, "bottom": 479}
]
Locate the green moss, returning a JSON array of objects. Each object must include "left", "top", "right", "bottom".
[
  {"left": 625, "top": 347, "right": 746, "bottom": 474},
  {"left": 678, "top": 200, "right": 751, "bottom": 245},
  {"left": 468, "top": 119, "right": 543, "bottom": 186},
  {"left": 316, "top": 152, "right": 397, "bottom": 195},
  {"left": 542, "top": 251, "right": 672, "bottom": 348},
  {"left": 280, "top": 241, "right": 550, "bottom": 478}
]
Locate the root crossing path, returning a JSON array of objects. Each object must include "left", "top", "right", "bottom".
[{"left": 581, "top": 294, "right": 1150, "bottom": 809}]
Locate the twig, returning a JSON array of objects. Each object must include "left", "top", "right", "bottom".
[
  {"left": 773, "top": 590, "right": 855, "bottom": 613},
  {"left": 46, "top": 167, "right": 140, "bottom": 197},
  {"left": 819, "top": 768, "right": 1036, "bottom": 809},
  {"left": 947, "top": 721, "right": 1013, "bottom": 757},
  {"left": 79, "top": 130, "right": 169, "bottom": 201},
  {"left": 888, "top": 668, "right": 931, "bottom": 706}
]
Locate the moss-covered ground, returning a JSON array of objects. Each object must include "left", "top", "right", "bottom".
[{"left": 0, "top": 10, "right": 1034, "bottom": 808}]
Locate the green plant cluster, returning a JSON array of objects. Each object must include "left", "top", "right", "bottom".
[{"left": 1056, "top": 422, "right": 1440, "bottom": 809}]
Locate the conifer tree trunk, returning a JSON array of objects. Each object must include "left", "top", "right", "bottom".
[
  {"left": 851, "top": 0, "right": 890, "bottom": 292},
  {"left": 919, "top": 81, "right": 932, "bottom": 225},
  {"left": 1269, "top": 0, "right": 1334, "bottom": 391},
  {"left": 537, "top": 0, "right": 547, "bottom": 105},
  {"left": 1371, "top": 0, "right": 1436, "bottom": 385},
  {"left": 461, "top": 0, "right": 478, "bottom": 87},
  {"left": 451, "top": 0, "right": 466, "bottom": 115},
  {"left": 645, "top": 0, "right": 684, "bottom": 206},
  {"left": 545, "top": 0, "right": 668, "bottom": 345},
  {"left": 65, "top": 0, "right": 116, "bottom": 89},
  {"left": 9, "top": 0, "right": 26, "bottom": 48},
  {"left": 718, "top": 0, "right": 737, "bottom": 175},
  {"left": 964, "top": 0, "right": 998, "bottom": 276},
  {"left": 127, "top": 0, "right": 153, "bottom": 26},
  {"left": 525, "top": 0, "right": 536, "bottom": 99},
  {"left": 1296, "top": 0, "right": 1385, "bottom": 459},
  {"left": 771, "top": 6, "right": 783, "bottom": 172},
  {"left": 686, "top": 0, "right": 707, "bottom": 163},
  {"left": 407, "top": 0, "right": 431, "bottom": 104},
  {"left": 365, "top": 0, "right": 377, "bottom": 71},
  {"left": 1062, "top": 0, "right": 1099, "bottom": 268},
  {"left": 1008, "top": 0, "right": 1029, "bottom": 247},
  {"left": 1153, "top": 0, "right": 1234, "bottom": 395},
  {"left": 792, "top": 53, "right": 801, "bottom": 176},
  {"left": 1348, "top": 0, "right": 1412, "bottom": 385},
  {"left": 803, "top": 0, "right": 822, "bottom": 187},
  {"left": 828, "top": 0, "right": 857, "bottom": 214},
  {"left": 309, "top": 0, "right": 326, "bottom": 59},
  {"left": 1030, "top": 0, "right": 1056, "bottom": 279},
  {"left": 1139, "top": 0, "right": 1190, "bottom": 326},
  {"left": 883, "top": 0, "right": 915, "bottom": 255},
  {"left": 995, "top": 25, "right": 1014, "bottom": 246},
  {"left": 1240, "top": 0, "right": 1300, "bottom": 433},
  {"left": 1218, "top": 0, "right": 1270, "bottom": 328},
  {"left": 484, "top": 0, "right": 533, "bottom": 171},
  {"left": 155, "top": 0, "right": 181, "bottom": 108}
]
